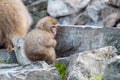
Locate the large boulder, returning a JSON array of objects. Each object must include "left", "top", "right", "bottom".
[
  {"left": 109, "top": 0, "right": 120, "bottom": 7},
  {"left": 103, "top": 56, "right": 120, "bottom": 80},
  {"left": 55, "top": 25, "right": 120, "bottom": 57},
  {"left": 0, "top": 46, "right": 118, "bottom": 80},
  {"left": 0, "top": 61, "right": 60, "bottom": 80},
  {"left": 47, "top": 0, "right": 90, "bottom": 17},
  {"left": 47, "top": 0, "right": 75, "bottom": 17},
  {"left": 68, "top": 46, "right": 117, "bottom": 80},
  {"left": 101, "top": 6, "right": 120, "bottom": 27},
  {"left": 86, "top": 0, "right": 108, "bottom": 23}
]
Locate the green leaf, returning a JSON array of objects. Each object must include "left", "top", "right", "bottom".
[{"left": 54, "top": 62, "right": 68, "bottom": 80}]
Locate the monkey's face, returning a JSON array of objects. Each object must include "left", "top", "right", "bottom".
[
  {"left": 51, "top": 25, "right": 57, "bottom": 36},
  {"left": 45, "top": 22, "right": 57, "bottom": 36},
  {"left": 36, "top": 16, "right": 58, "bottom": 36}
]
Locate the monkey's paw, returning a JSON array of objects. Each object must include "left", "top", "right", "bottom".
[{"left": 7, "top": 45, "right": 14, "bottom": 52}]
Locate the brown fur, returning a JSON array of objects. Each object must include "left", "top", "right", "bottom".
[
  {"left": 0, "top": 0, "right": 32, "bottom": 51},
  {"left": 24, "top": 16, "right": 57, "bottom": 64}
]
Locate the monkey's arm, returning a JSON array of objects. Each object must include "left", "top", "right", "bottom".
[{"left": 42, "top": 38, "right": 57, "bottom": 48}]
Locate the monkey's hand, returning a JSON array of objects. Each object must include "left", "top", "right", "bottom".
[
  {"left": 6, "top": 43, "right": 14, "bottom": 52},
  {"left": 52, "top": 39, "right": 57, "bottom": 48},
  {"left": 44, "top": 39, "right": 57, "bottom": 48}
]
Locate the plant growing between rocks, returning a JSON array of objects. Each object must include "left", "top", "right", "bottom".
[
  {"left": 54, "top": 62, "right": 68, "bottom": 80},
  {"left": 86, "top": 75, "right": 103, "bottom": 80},
  {"left": 0, "top": 61, "right": 7, "bottom": 64}
]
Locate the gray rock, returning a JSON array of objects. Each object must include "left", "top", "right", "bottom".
[
  {"left": 101, "top": 6, "right": 120, "bottom": 27},
  {"left": 0, "top": 61, "right": 60, "bottom": 80},
  {"left": 63, "top": 0, "right": 108, "bottom": 26},
  {"left": 65, "top": 0, "right": 90, "bottom": 12},
  {"left": 103, "top": 56, "right": 120, "bottom": 80},
  {"left": 57, "top": 12, "right": 91, "bottom": 25},
  {"left": 47, "top": 0, "right": 75, "bottom": 17},
  {"left": 117, "top": 23, "right": 120, "bottom": 28},
  {"left": 57, "top": 16, "right": 72, "bottom": 25},
  {"left": 68, "top": 46, "right": 117, "bottom": 79},
  {"left": 0, "top": 64, "right": 19, "bottom": 69},
  {"left": 23, "top": 0, "right": 47, "bottom": 5},
  {"left": 27, "top": 0, "right": 47, "bottom": 13},
  {"left": 68, "top": 70, "right": 86, "bottom": 80},
  {"left": 86, "top": 0, "right": 108, "bottom": 23},
  {"left": 103, "top": 13, "right": 120, "bottom": 27},
  {"left": 0, "top": 49, "right": 17, "bottom": 63},
  {"left": 85, "top": 20, "right": 104, "bottom": 26},
  {"left": 71, "top": 12, "right": 91, "bottom": 25},
  {"left": 25, "top": 70, "right": 60, "bottom": 80},
  {"left": 101, "top": 7, "right": 119, "bottom": 20},
  {"left": 109, "top": 0, "right": 120, "bottom": 7},
  {"left": 55, "top": 25, "right": 120, "bottom": 57},
  {"left": 56, "top": 57, "right": 70, "bottom": 68},
  {"left": 87, "top": 6, "right": 99, "bottom": 23},
  {"left": 12, "top": 37, "right": 31, "bottom": 65}
]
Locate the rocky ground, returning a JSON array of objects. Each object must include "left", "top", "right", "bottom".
[
  {"left": 0, "top": 0, "right": 120, "bottom": 80},
  {"left": 23, "top": 0, "right": 120, "bottom": 28},
  {"left": 0, "top": 45, "right": 119, "bottom": 80}
]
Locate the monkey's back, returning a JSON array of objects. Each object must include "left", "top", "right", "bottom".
[
  {"left": 0, "top": 0, "right": 32, "bottom": 37},
  {"left": 24, "top": 29, "right": 53, "bottom": 61}
]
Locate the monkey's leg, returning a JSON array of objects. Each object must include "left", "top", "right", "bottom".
[{"left": 45, "top": 48, "right": 56, "bottom": 64}]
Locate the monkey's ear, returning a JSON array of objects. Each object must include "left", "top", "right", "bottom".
[{"left": 36, "top": 22, "right": 45, "bottom": 29}]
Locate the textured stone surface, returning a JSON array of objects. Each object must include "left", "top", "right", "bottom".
[
  {"left": 57, "top": 16, "right": 72, "bottom": 25},
  {"left": 86, "top": 0, "right": 108, "bottom": 23},
  {"left": 65, "top": 0, "right": 90, "bottom": 12},
  {"left": 47, "top": 0, "right": 90, "bottom": 17},
  {"left": 56, "top": 57, "right": 70, "bottom": 68},
  {"left": 25, "top": 70, "right": 60, "bottom": 80},
  {"left": 68, "top": 71, "right": 86, "bottom": 80},
  {"left": 0, "top": 49, "right": 17, "bottom": 63},
  {"left": 12, "top": 37, "right": 31, "bottom": 65},
  {"left": 23, "top": 0, "right": 47, "bottom": 5},
  {"left": 109, "top": 0, "right": 120, "bottom": 7},
  {"left": 0, "top": 61, "right": 60, "bottom": 80},
  {"left": 47, "top": 0, "right": 75, "bottom": 17},
  {"left": 27, "top": 0, "right": 47, "bottom": 13},
  {"left": 71, "top": 12, "right": 91, "bottom": 25},
  {"left": 55, "top": 25, "right": 120, "bottom": 57},
  {"left": 103, "top": 56, "right": 120, "bottom": 80},
  {"left": 101, "top": 6, "right": 120, "bottom": 27},
  {"left": 68, "top": 46, "right": 117, "bottom": 80}
]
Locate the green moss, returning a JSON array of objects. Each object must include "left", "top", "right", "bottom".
[
  {"left": 54, "top": 62, "right": 68, "bottom": 80},
  {"left": 0, "top": 61, "right": 7, "bottom": 64},
  {"left": 33, "top": 10, "right": 47, "bottom": 25},
  {"left": 86, "top": 75, "right": 103, "bottom": 80}
]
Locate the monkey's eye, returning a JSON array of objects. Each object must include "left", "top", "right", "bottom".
[{"left": 52, "top": 26, "right": 56, "bottom": 28}]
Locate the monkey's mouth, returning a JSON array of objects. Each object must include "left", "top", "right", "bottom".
[{"left": 52, "top": 28, "right": 57, "bottom": 36}]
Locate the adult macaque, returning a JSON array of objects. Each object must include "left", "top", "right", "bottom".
[
  {"left": 24, "top": 16, "right": 58, "bottom": 64},
  {"left": 0, "top": 0, "right": 32, "bottom": 51}
]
